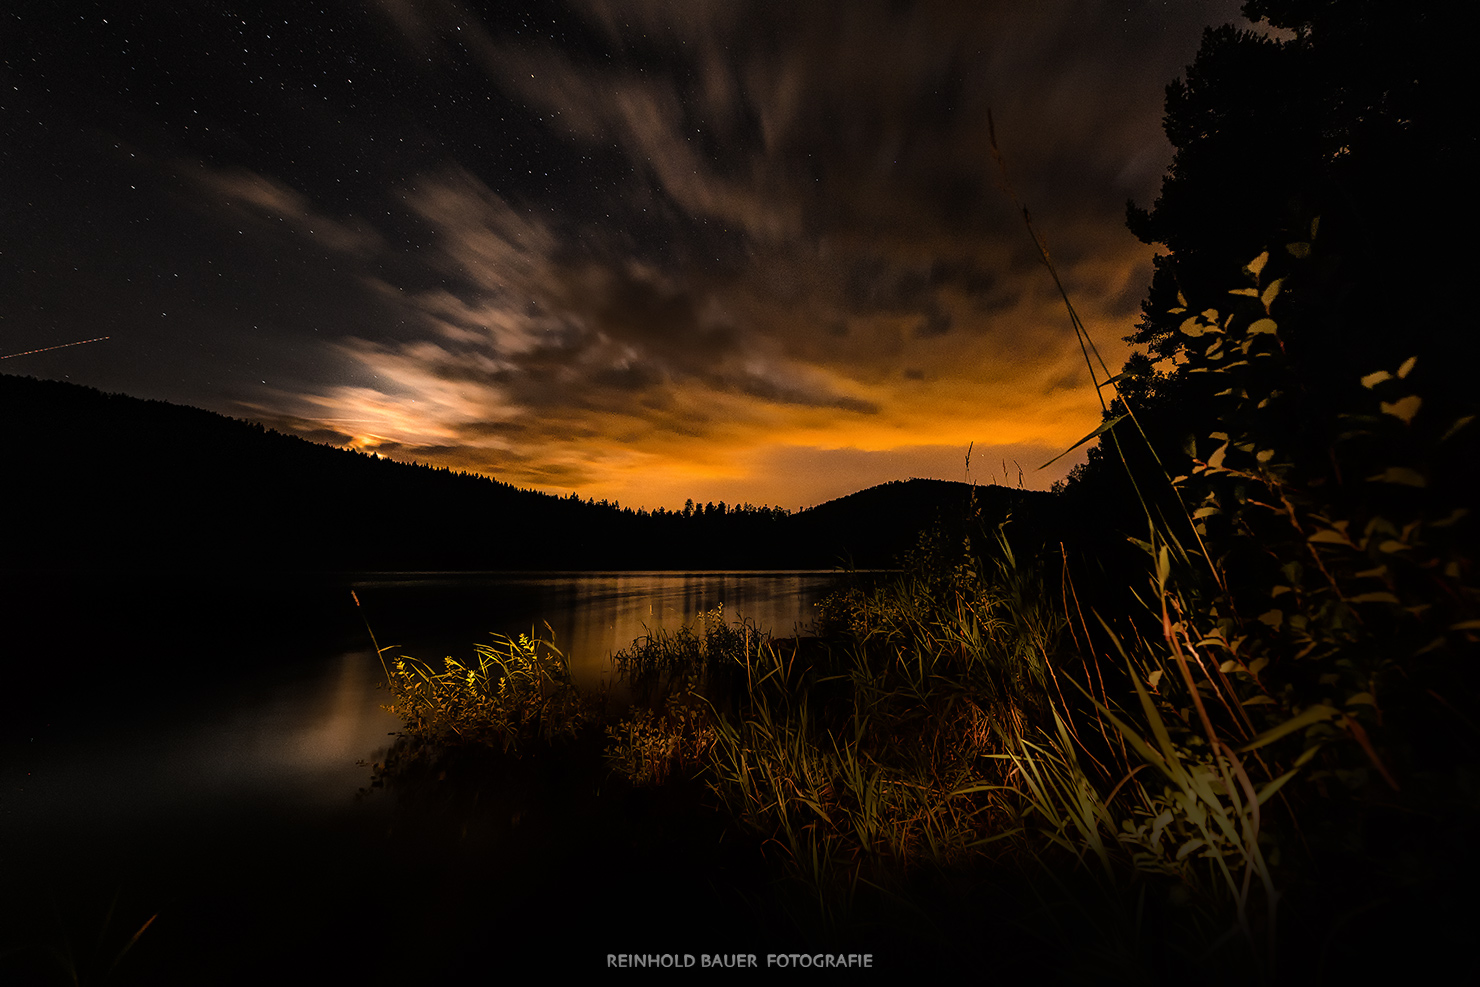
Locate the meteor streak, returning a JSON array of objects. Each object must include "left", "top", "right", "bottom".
[{"left": 0, "top": 336, "right": 111, "bottom": 360}]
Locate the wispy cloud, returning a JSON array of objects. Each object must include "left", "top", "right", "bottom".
[
  {"left": 188, "top": 166, "right": 386, "bottom": 257},
  {"left": 235, "top": 0, "right": 1246, "bottom": 506}
]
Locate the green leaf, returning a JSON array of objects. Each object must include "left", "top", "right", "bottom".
[
  {"left": 1257, "top": 766, "right": 1301, "bottom": 804},
  {"left": 1247, "top": 318, "right": 1278, "bottom": 335},
  {"left": 1364, "top": 516, "right": 1397, "bottom": 540},
  {"left": 1261, "top": 278, "right": 1284, "bottom": 309},
  {"left": 1397, "top": 356, "right": 1417, "bottom": 379},
  {"left": 1175, "top": 838, "right": 1206, "bottom": 861},
  {"left": 1367, "top": 467, "right": 1426, "bottom": 487},
  {"left": 1441, "top": 416, "right": 1475, "bottom": 443},
  {"left": 1380, "top": 395, "right": 1421, "bottom": 424},
  {"left": 1286, "top": 241, "right": 1311, "bottom": 259},
  {"left": 1229, "top": 287, "right": 1259, "bottom": 298},
  {"left": 1038, "top": 414, "right": 1127, "bottom": 469},
  {"left": 1245, "top": 251, "right": 1269, "bottom": 279},
  {"left": 1307, "top": 529, "right": 1347, "bottom": 545},
  {"left": 1237, "top": 704, "right": 1339, "bottom": 752},
  {"left": 1360, "top": 370, "right": 1392, "bottom": 389},
  {"left": 1107, "top": 653, "right": 1183, "bottom": 786},
  {"left": 1257, "top": 742, "right": 1321, "bottom": 804}
]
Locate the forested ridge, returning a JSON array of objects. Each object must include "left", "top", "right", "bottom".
[{"left": 0, "top": 372, "right": 1049, "bottom": 572}]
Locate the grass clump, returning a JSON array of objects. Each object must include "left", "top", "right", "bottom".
[
  {"left": 602, "top": 606, "right": 760, "bottom": 786},
  {"left": 695, "top": 531, "right": 1061, "bottom": 930},
  {"left": 603, "top": 693, "right": 716, "bottom": 787},
  {"left": 376, "top": 628, "right": 602, "bottom": 777}
]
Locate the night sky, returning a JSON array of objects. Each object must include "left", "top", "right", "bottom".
[{"left": 3, "top": 0, "right": 1264, "bottom": 510}]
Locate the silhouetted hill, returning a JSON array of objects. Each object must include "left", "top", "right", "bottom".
[
  {"left": 791, "top": 478, "right": 1055, "bottom": 568},
  {"left": 0, "top": 374, "right": 1055, "bottom": 572}
]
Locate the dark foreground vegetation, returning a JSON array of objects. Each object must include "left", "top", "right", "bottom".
[{"left": 363, "top": 2, "right": 1479, "bottom": 981}]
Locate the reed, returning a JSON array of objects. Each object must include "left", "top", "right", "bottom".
[
  {"left": 1, "top": 889, "right": 157, "bottom": 987},
  {"left": 379, "top": 627, "right": 599, "bottom": 758},
  {"left": 697, "top": 531, "right": 1058, "bottom": 929},
  {"left": 603, "top": 685, "right": 716, "bottom": 786}
]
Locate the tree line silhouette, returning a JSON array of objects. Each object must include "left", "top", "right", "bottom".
[
  {"left": 1069, "top": 0, "right": 1477, "bottom": 529},
  {"left": 0, "top": 373, "right": 1051, "bottom": 573}
]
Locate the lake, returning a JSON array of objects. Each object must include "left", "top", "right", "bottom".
[{"left": 0, "top": 569, "right": 841, "bottom": 983}]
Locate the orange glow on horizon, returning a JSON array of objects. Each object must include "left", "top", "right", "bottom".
[{"left": 243, "top": 153, "right": 1150, "bottom": 514}]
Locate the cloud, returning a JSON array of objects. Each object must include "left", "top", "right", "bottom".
[
  {"left": 187, "top": 166, "right": 385, "bottom": 257},
  {"left": 250, "top": 1, "right": 1248, "bottom": 507}
]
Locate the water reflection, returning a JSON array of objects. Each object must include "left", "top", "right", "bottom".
[
  {"left": 10, "top": 648, "right": 401, "bottom": 829},
  {"left": 353, "top": 571, "right": 837, "bottom": 690},
  {"left": 5, "top": 571, "right": 835, "bottom": 835},
  {"left": 221, "top": 648, "right": 400, "bottom": 803}
]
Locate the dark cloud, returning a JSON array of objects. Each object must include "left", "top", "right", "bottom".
[
  {"left": 6, "top": 0, "right": 1255, "bottom": 507},
  {"left": 913, "top": 308, "right": 953, "bottom": 339}
]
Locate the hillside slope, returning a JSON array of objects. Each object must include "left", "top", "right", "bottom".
[{"left": 1, "top": 374, "right": 1052, "bottom": 571}]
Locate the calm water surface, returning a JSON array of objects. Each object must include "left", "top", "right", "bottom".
[
  {"left": 0, "top": 569, "right": 839, "bottom": 981},
  {"left": 4, "top": 570, "right": 835, "bottom": 830}
]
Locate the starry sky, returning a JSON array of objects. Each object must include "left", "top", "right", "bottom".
[{"left": 3, "top": 0, "right": 1264, "bottom": 511}]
